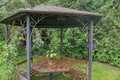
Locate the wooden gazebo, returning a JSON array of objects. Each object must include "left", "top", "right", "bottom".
[{"left": 0, "top": 5, "right": 102, "bottom": 80}]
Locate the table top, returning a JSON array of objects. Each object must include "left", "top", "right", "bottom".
[{"left": 31, "top": 60, "right": 71, "bottom": 73}]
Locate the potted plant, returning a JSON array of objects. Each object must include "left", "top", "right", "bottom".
[
  {"left": 16, "top": 37, "right": 26, "bottom": 46},
  {"left": 15, "top": 36, "right": 26, "bottom": 54}
]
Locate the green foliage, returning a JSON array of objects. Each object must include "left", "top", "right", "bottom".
[
  {"left": 62, "top": 28, "right": 87, "bottom": 59},
  {"left": 0, "top": 24, "right": 4, "bottom": 41},
  {"left": 48, "top": 0, "right": 120, "bottom": 66},
  {"left": 31, "top": 28, "right": 88, "bottom": 60},
  {"left": 0, "top": 41, "right": 17, "bottom": 80},
  {"left": 0, "top": 0, "right": 120, "bottom": 67},
  {"left": 47, "top": 0, "right": 120, "bottom": 66},
  {"left": 92, "top": 0, "right": 120, "bottom": 66}
]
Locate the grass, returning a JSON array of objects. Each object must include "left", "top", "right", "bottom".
[
  {"left": 32, "top": 73, "right": 72, "bottom": 80},
  {"left": 92, "top": 62, "right": 120, "bottom": 80},
  {"left": 32, "top": 62, "right": 120, "bottom": 80},
  {"left": 13, "top": 56, "right": 120, "bottom": 80}
]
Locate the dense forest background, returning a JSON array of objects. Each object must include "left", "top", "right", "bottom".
[
  {"left": 0, "top": 0, "right": 120, "bottom": 80},
  {"left": 0, "top": 0, "right": 120, "bottom": 67}
]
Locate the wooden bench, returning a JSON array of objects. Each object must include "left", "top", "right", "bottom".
[
  {"left": 14, "top": 56, "right": 88, "bottom": 80},
  {"left": 14, "top": 56, "right": 48, "bottom": 80},
  {"left": 59, "top": 56, "right": 88, "bottom": 80}
]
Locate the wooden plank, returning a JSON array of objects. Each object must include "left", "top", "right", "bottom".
[
  {"left": 60, "top": 56, "right": 87, "bottom": 64},
  {"left": 16, "top": 57, "right": 33, "bottom": 65},
  {"left": 31, "top": 60, "right": 71, "bottom": 73}
]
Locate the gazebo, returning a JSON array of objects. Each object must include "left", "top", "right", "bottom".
[{"left": 0, "top": 5, "right": 102, "bottom": 80}]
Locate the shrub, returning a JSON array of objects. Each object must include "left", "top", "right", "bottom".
[{"left": 0, "top": 41, "right": 17, "bottom": 80}]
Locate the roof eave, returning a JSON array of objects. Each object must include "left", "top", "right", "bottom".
[{"left": 0, "top": 10, "right": 102, "bottom": 24}]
